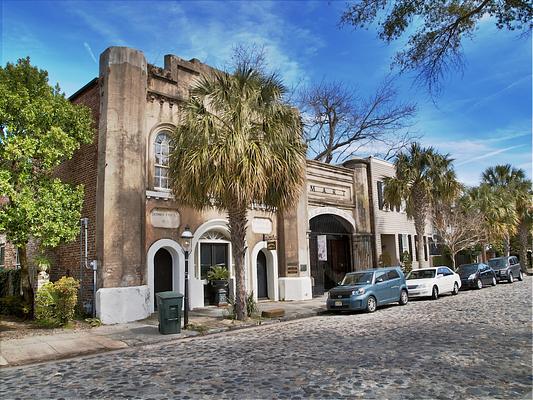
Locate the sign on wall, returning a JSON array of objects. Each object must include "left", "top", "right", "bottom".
[
  {"left": 317, "top": 235, "right": 327, "bottom": 261},
  {"left": 150, "top": 209, "right": 180, "bottom": 229},
  {"left": 251, "top": 217, "right": 273, "bottom": 234}
]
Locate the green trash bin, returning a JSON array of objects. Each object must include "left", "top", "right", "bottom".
[{"left": 155, "top": 291, "right": 183, "bottom": 334}]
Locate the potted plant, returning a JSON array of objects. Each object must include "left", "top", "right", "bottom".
[
  {"left": 207, "top": 265, "right": 229, "bottom": 306},
  {"left": 34, "top": 255, "right": 51, "bottom": 274}
]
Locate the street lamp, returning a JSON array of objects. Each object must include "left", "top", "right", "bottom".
[{"left": 181, "top": 225, "right": 193, "bottom": 328}]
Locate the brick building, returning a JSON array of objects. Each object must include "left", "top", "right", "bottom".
[{"left": 1, "top": 46, "right": 431, "bottom": 324}]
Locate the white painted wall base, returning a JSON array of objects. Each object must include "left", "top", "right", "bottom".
[
  {"left": 96, "top": 285, "right": 151, "bottom": 324},
  {"left": 188, "top": 277, "right": 204, "bottom": 309},
  {"left": 278, "top": 277, "right": 312, "bottom": 301}
]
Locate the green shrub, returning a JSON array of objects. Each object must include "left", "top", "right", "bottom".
[
  {"left": 0, "top": 268, "right": 21, "bottom": 297},
  {"left": 246, "top": 291, "right": 258, "bottom": 318},
  {"left": 0, "top": 295, "right": 27, "bottom": 317},
  {"left": 401, "top": 251, "right": 413, "bottom": 274},
  {"left": 432, "top": 254, "right": 452, "bottom": 268},
  {"left": 379, "top": 253, "right": 392, "bottom": 267},
  {"left": 207, "top": 265, "right": 229, "bottom": 281},
  {"left": 35, "top": 276, "right": 79, "bottom": 327},
  {"left": 223, "top": 293, "right": 259, "bottom": 320},
  {"left": 84, "top": 317, "right": 102, "bottom": 328}
]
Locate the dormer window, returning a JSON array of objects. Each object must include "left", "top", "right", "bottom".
[{"left": 154, "top": 132, "right": 172, "bottom": 190}]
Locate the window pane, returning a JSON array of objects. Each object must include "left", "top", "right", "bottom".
[
  {"left": 213, "top": 244, "right": 227, "bottom": 266},
  {"left": 375, "top": 271, "right": 388, "bottom": 282},
  {"left": 200, "top": 244, "right": 212, "bottom": 280},
  {"left": 377, "top": 181, "right": 384, "bottom": 210},
  {"left": 154, "top": 132, "right": 172, "bottom": 189},
  {"left": 387, "top": 270, "right": 399, "bottom": 280}
]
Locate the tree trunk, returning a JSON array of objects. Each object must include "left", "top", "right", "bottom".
[
  {"left": 228, "top": 203, "right": 248, "bottom": 321},
  {"left": 504, "top": 233, "right": 510, "bottom": 257},
  {"left": 518, "top": 219, "right": 530, "bottom": 272},
  {"left": 450, "top": 250, "right": 457, "bottom": 271},
  {"left": 18, "top": 246, "right": 34, "bottom": 318},
  {"left": 480, "top": 243, "right": 487, "bottom": 263},
  {"left": 412, "top": 188, "right": 428, "bottom": 268}
]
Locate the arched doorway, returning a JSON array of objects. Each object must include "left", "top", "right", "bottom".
[
  {"left": 309, "top": 214, "right": 353, "bottom": 296},
  {"left": 154, "top": 248, "right": 173, "bottom": 308},
  {"left": 256, "top": 250, "right": 268, "bottom": 299}
]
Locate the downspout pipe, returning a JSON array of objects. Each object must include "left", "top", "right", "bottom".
[{"left": 80, "top": 218, "right": 89, "bottom": 313}]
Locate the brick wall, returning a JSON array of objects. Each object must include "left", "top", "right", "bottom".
[
  {"left": 52, "top": 79, "right": 100, "bottom": 310},
  {"left": 0, "top": 235, "right": 18, "bottom": 269}
]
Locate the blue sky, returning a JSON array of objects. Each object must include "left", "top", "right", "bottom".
[{"left": 2, "top": 0, "right": 531, "bottom": 185}]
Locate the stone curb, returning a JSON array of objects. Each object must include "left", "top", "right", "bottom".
[{"left": 0, "top": 308, "right": 326, "bottom": 369}]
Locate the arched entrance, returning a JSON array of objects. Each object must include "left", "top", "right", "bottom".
[
  {"left": 147, "top": 239, "right": 185, "bottom": 313},
  {"left": 250, "top": 241, "right": 279, "bottom": 301},
  {"left": 256, "top": 250, "right": 268, "bottom": 299},
  {"left": 309, "top": 214, "right": 353, "bottom": 296},
  {"left": 154, "top": 248, "right": 173, "bottom": 300}
]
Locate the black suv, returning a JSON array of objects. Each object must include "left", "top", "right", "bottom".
[{"left": 488, "top": 256, "right": 523, "bottom": 283}]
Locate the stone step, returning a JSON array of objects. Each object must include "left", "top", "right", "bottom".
[{"left": 261, "top": 308, "right": 285, "bottom": 318}]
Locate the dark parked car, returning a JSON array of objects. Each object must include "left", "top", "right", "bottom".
[
  {"left": 457, "top": 263, "right": 496, "bottom": 289},
  {"left": 326, "top": 267, "right": 408, "bottom": 313},
  {"left": 488, "top": 256, "right": 523, "bottom": 283}
]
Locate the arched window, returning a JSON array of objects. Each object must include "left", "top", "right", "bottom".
[{"left": 154, "top": 132, "right": 172, "bottom": 190}]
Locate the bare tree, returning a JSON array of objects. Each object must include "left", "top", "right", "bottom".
[
  {"left": 229, "top": 43, "right": 268, "bottom": 73},
  {"left": 433, "top": 204, "right": 487, "bottom": 271},
  {"left": 299, "top": 80, "right": 416, "bottom": 164}
]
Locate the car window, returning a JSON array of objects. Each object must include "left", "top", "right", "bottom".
[
  {"left": 375, "top": 271, "right": 388, "bottom": 283},
  {"left": 406, "top": 269, "right": 436, "bottom": 279},
  {"left": 341, "top": 272, "right": 374, "bottom": 285},
  {"left": 510, "top": 257, "right": 518, "bottom": 265},
  {"left": 437, "top": 267, "right": 445, "bottom": 275},
  {"left": 387, "top": 270, "right": 400, "bottom": 280},
  {"left": 458, "top": 264, "right": 478, "bottom": 275}
]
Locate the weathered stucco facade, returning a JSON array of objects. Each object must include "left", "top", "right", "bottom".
[{"left": 1, "top": 46, "right": 390, "bottom": 324}]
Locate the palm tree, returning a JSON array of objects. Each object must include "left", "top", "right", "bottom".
[
  {"left": 169, "top": 64, "right": 306, "bottom": 320},
  {"left": 463, "top": 184, "right": 517, "bottom": 262},
  {"left": 481, "top": 164, "right": 530, "bottom": 259},
  {"left": 383, "top": 142, "right": 461, "bottom": 268},
  {"left": 515, "top": 183, "right": 532, "bottom": 272}
]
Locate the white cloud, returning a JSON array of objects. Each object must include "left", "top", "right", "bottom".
[
  {"left": 66, "top": 4, "right": 128, "bottom": 46},
  {"left": 85, "top": 1, "right": 323, "bottom": 88},
  {"left": 455, "top": 144, "right": 527, "bottom": 166},
  {"left": 83, "top": 42, "right": 97, "bottom": 63}
]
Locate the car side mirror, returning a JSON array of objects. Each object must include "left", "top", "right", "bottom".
[{"left": 437, "top": 274, "right": 443, "bottom": 278}]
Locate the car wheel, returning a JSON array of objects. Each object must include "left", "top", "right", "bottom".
[
  {"left": 491, "top": 276, "right": 497, "bottom": 286},
  {"left": 518, "top": 271, "right": 524, "bottom": 281},
  {"left": 508, "top": 273, "right": 514, "bottom": 283},
  {"left": 431, "top": 286, "right": 439, "bottom": 300},
  {"left": 476, "top": 279, "right": 483, "bottom": 289},
  {"left": 366, "top": 296, "right": 377, "bottom": 313},
  {"left": 399, "top": 290, "right": 408, "bottom": 305},
  {"left": 452, "top": 282, "right": 459, "bottom": 295}
]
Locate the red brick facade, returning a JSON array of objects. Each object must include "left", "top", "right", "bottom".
[
  {"left": 0, "top": 239, "right": 18, "bottom": 269},
  {"left": 52, "top": 79, "right": 100, "bottom": 308}
]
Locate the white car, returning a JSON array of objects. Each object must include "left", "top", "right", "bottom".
[{"left": 406, "top": 267, "right": 461, "bottom": 300}]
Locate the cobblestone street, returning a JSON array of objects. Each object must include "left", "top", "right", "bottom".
[{"left": 2, "top": 278, "right": 531, "bottom": 399}]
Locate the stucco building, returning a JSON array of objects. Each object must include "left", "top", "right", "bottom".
[
  {"left": 344, "top": 157, "right": 434, "bottom": 269},
  {"left": 0, "top": 46, "right": 433, "bottom": 324}
]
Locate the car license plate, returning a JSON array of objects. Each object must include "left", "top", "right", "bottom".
[{"left": 335, "top": 301, "right": 343, "bottom": 307}]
